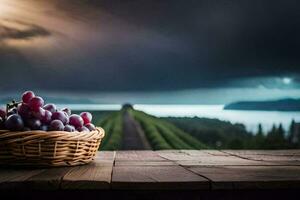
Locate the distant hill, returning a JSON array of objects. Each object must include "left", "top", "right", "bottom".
[{"left": 224, "top": 98, "right": 300, "bottom": 111}]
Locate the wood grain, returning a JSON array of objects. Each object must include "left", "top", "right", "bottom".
[
  {"left": 189, "top": 165, "right": 300, "bottom": 190},
  {"left": 61, "top": 151, "right": 115, "bottom": 189},
  {"left": 0, "top": 150, "right": 300, "bottom": 191},
  {"left": 112, "top": 165, "right": 209, "bottom": 190}
]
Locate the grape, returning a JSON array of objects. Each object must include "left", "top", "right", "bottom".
[
  {"left": 32, "top": 107, "right": 45, "bottom": 120},
  {"left": 52, "top": 111, "right": 69, "bottom": 125},
  {"left": 0, "top": 107, "right": 6, "bottom": 119},
  {"left": 17, "top": 103, "right": 31, "bottom": 119},
  {"left": 62, "top": 108, "right": 71, "bottom": 116},
  {"left": 0, "top": 117, "right": 4, "bottom": 129},
  {"left": 49, "top": 120, "right": 64, "bottom": 131},
  {"left": 85, "top": 123, "right": 96, "bottom": 131},
  {"left": 80, "top": 112, "right": 92, "bottom": 125},
  {"left": 43, "top": 104, "right": 57, "bottom": 113},
  {"left": 26, "top": 118, "right": 42, "bottom": 130},
  {"left": 69, "top": 114, "right": 84, "bottom": 128},
  {"left": 22, "top": 91, "right": 35, "bottom": 104},
  {"left": 41, "top": 125, "right": 48, "bottom": 131},
  {"left": 41, "top": 110, "right": 52, "bottom": 124},
  {"left": 5, "top": 114, "right": 24, "bottom": 131},
  {"left": 64, "top": 125, "right": 75, "bottom": 132},
  {"left": 77, "top": 126, "right": 90, "bottom": 132},
  {"left": 29, "top": 96, "right": 44, "bottom": 111}
]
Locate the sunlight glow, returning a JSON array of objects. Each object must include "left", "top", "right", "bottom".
[{"left": 282, "top": 77, "right": 292, "bottom": 85}]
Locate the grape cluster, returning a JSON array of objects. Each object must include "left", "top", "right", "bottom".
[{"left": 0, "top": 91, "right": 96, "bottom": 132}]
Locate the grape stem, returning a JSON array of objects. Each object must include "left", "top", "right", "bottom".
[{"left": 6, "top": 100, "right": 22, "bottom": 114}]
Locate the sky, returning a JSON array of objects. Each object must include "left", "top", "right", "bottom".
[{"left": 0, "top": 0, "right": 300, "bottom": 103}]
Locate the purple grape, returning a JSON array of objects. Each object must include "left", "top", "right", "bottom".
[
  {"left": 41, "top": 110, "right": 52, "bottom": 124},
  {"left": 29, "top": 96, "right": 44, "bottom": 111},
  {"left": 22, "top": 91, "right": 35, "bottom": 104},
  {"left": 85, "top": 123, "right": 96, "bottom": 131},
  {"left": 69, "top": 114, "right": 84, "bottom": 128},
  {"left": 64, "top": 125, "right": 75, "bottom": 132},
  {"left": 5, "top": 114, "right": 24, "bottom": 131},
  {"left": 41, "top": 125, "right": 48, "bottom": 131},
  {"left": 77, "top": 126, "right": 90, "bottom": 132},
  {"left": 49, "top": 120, "right": 64, "bottom": 131},
  {"left": 32, "top": 107, "right": 45, "bottom": 120},
  {"left": 43, "top": 103, "right": 57, "bottom": 113},
  {"left": 62, "top": 108, "right": 71, "bottom": 116},
  {"left": 0, "top": 117, "right": 4, "bottom": 129},
  {"left": 26, "top": 118, "right": 42, "bottom": 130},
  {"left": 80, "top": 112, "right": 92, "bottom": 125},
  {"left": 17, "top": 103, "right": 31, "bottom": 119},
  {"left": 51, "top": 111, "right": 69, "bottom": 125},
  {"left": 0, "top": 107, "right": 6, "bottom": 119}
]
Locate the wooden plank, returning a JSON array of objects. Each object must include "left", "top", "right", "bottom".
[
  {"left": 116, "top": 150, "right": 166, "bottom": 161},
  {"left": 26, "top": 167, "right": 71, "bottom": 190},
  {"left": 0, "top": 167, "right": 44, "bottom": 189},
  {"left": 223, "top": 150, "right": 300, "bottom": 165},
  {"left": 115, "top": 160, "right": 176, "bottom": 166},
  {"left": 158, "top": 150, "right": 270, "bottom": 166},
  {"left": 61, "top": 152, "right": 115, "bottom": 189},
  {"left": 96, "top": 151, "right": 116, "bottom": 160},
  {"left": 112, "top": 165, "right": 209, "bottom": 190},
  {"left": 223, "top": 150, "right": 300, "bottom": 156},
  {"left": 189, "top": 166, "right": 300, "bottom": 190}
]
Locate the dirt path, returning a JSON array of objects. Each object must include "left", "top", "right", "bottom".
[{"left": 121, "top": 111, "right": 152, "bottom": 150}]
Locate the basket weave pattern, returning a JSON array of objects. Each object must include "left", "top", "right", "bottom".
[{"left": 0, "top": 127, "right": 104, "bottom": 167}]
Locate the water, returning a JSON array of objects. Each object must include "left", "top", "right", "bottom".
[
  {"left": 58, "top": 104, "right": 300, "bottom": 133},
  {"left": 134, "top": 105, "right": 300, "bottom": 133}
]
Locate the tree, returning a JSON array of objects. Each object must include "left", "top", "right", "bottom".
[
  {"left": 288, "top": 119, "right": 296, "bottom": 144},
  {"left": 253, "top": 123, "right": 265, "bottom": 149},
  {"left": 266, "top": 124, "right": 287, "bottom": 149}
]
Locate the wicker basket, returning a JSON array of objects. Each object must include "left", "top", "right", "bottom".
[{"left": 0, "top": 127, "right": 104, "bottom": 167}]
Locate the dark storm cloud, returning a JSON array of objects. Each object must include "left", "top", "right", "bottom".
[
  {"left": 0, "top": 19, "right": 50, "bottom": 41},
  {"left": 0, "top": 0, "right": 300, "bottom": 91}
]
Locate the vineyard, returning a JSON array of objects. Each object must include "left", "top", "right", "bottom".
[
  {"left": 130, "top": 110, "right": 207, "bottom": 150},
  {"left": 97, "top": 111, "right": 123, "bottom": 150}
]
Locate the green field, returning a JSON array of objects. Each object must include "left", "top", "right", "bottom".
[
  {"left": 129, "top": 110, "right": 207, "bottom": 150},
  {"left": 96, "top": 111, "right": 123, "bottom": 150}
]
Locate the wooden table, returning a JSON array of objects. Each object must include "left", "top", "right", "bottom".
[{"left": 1, "top": 150, "right": 300, "bottom": 200}]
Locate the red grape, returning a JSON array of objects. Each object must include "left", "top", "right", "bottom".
[
  {"left": 0, "top": 107, "right": 6, "bottom": 119},
  {"left": 49, "top": 120, "right": 64, "bottom": 131},
  {"left": 22, "top": 91, "right": 35, "bottom": 104},
  {"left": 77, "top": 126, "right": 90, "bottom": 132},
  {"left": 32, "top": 107, "right": 45, "bottom": 120},
  {"left": 17, "top": 103, "right": 31, "bottom": 119},
  {"left": 51, "top": 111, "right": 69, "bottom": 125},
  {"left": 5, "top": 114, "right": 24, "bottom": 131},
  {"left": 41, "top": 110, "right": 52, "bottom": 124},
  {"left": 69, "top": 114, "right": 84, "bottom": 128},
  {"left": 80, "top": 112, "right": 92, "bottom": 125},
  {"left": 85, "top": 123, "right": 96, "bottom": 131},
  {"left": 62, "top": 108, "right": 71, "bottom": 116},
  {"left": 43, "top": 104, "right": 57, "bottom": 113},
  {"left": 26, "top": 118, "right": 42, "bottom": 130},
  {"left": 29, "top": 96, "right": 44, "bottom": 111},
  {"left": 64, "top": 125, "right": 75, "bottom": 132}
]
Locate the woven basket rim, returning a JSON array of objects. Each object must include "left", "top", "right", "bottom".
[{"left": 0, "top": 127, "right": 105, "bottom": 144}]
